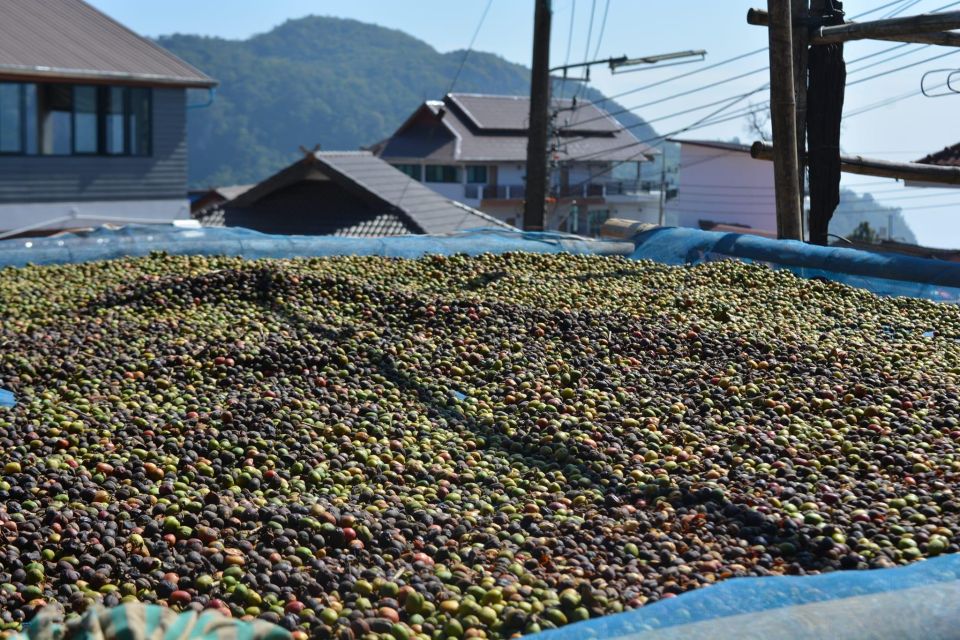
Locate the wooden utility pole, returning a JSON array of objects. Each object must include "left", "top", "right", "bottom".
[
  {"left": 806, "top": 0, "right": 846, "bottom": 246},
  {"left": 793, "top": 0, "right": 810, "bottom": 227},
  {"left": 791, "top": 0, "right": 810, "bottom": 229},
  {"left": 751, "top": 142, "right": 960, "bottom": 185},
  {"left": 524, "top": 0, "right": 552, "bottom": 232},
  {"left": 766, "top": 0, "right": 804, "bottom": 240}
]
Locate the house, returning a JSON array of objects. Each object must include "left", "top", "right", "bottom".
[
  {"left": 908, "top": 142, "right": 960, "bottom": 188},
  {"left": 195, "top": 150, "right": 512, "bottom": 236},
  {"left": 0, "top": 0, "right": 217, "bottom": 235},
  {"left": 190, "top": 185, "right": 254, "bottom": 216},
  {"left": 371, "top": 93, "right": 661, "bottom": 235},
  {"left": 666, "top": 139, "right": 777, "bottom": 235}
]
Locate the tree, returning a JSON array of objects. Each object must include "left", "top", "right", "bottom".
[
  {"left": 743, "top": 102, "right": 771, "bottom": 142},
  {"left": 849, "top": 221, "right": 881, "bottom": 244}
]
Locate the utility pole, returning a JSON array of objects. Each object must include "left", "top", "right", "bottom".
[
  {"left": 767, "top": 0, "right": 804, "bottom": 240},
  {"left": 524, "top": 0, "right": 552, "bottom": 231},
  {"left": 657, "top": 159, "right": 667, "bottom": 226}
]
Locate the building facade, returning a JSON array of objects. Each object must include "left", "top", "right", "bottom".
[
  {"left": 372, "top": 93, "right": 661, "bottom": 235},
  {"left": 0, "top": 0, "right": 217, "bottom": 235},
  {"left": 666, "top": 139, "right": 777, "bottom": 235}
]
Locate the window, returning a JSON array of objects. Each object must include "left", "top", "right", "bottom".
[
  {"left": 393, "top": 164, "right": 422, "bottom": 181},
  {"left": 105, "top": 87, "right": 126, "bottom": 155},
  {"left": 0, "top": 81, "right": 151, "bottom": 156},
  {"left": 0, "top": 83, "right": 21, "bottom": 153},
  {"left": 73, "top": 86, "right": 98, "bottom": 154},
  {"left": 128, "top": 87, "right": 151, "bottom": 156},
  {"left": 424, "top": 165, "right": 460, "bottom": 183},
  {"left": 466, "top": 165, "right": 488, "bottom": 184},
  {"left": 40, "top": 84, "right": 72, "bottom": 155}
]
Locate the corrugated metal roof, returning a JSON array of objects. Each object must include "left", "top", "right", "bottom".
[
  {"left": 917, "top": 142, "right": 960, "bottom": 168},
  {"left": 0, "top": 0, "right": 216, "bottom": 87},
  {"left": 378, "top": 95, "right": 654, "bottom": 164}
]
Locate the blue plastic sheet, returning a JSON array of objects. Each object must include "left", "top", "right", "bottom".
[
  {"left": 0, "top": 226, "right": 633, "bottom": 268},
  {"left": 631, "top": 226, "right": 960, "bottom": 302},
  {"left": 531, "top": 554, "right": 960, "bottom": 640},
  {"left": 0, "top": 389, "right": 14, "bottom": 408}
]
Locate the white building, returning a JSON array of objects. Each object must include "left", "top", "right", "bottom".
[
  {"left": 666, "top": 139, "right": 777, "bottom": 236},
  {"left": 372, "top": 93, "right": 662, "bottom": 235}
]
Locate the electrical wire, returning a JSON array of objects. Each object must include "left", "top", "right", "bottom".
[
  {"left": 849, "top": 48, "right": 960, "bottom": 86},
  {"left": 558, "top": 0, "right": 577, "bottom": 100},
  {"left": 572, "top": 0, "right": 598, "bottom": 102},
  {"left": 446, "top": 0, "right": 495, "bottom": 95},
  {"left": 591, "top": 0, "right": 612, "bottom": 61},
  {"left": 552, "top": 2, "right": 960, "bottom": 191},
  {"left": 851, "top": 0, "right": 922, "bottom": 19},
  {"left": 566, "top": 40, "right": 930, "bottom": 133},
  {"left": 883, "top": 0, "right": 924, "bottom": 19}
]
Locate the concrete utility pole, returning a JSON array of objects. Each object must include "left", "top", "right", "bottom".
[{"left": 524, "top": 0, "right": 552, "bottom": 231}]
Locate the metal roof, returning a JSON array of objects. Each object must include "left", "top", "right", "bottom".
[
  {"left": 313, "top": 152, "right": 511, "bottom": 234},
  {"left": 377, "top": 94, "right": 654, "bottom": 164},
  {"left": 448, "top": 93, "right": 620, "bottom": 133},
  {"left": 0, "top": 0, "right": 216, "bottom": 87},
  {"left": 201, "top": 151, "right": 512, "bottom": 236}
]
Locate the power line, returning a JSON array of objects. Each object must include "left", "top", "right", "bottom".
[
  {"left": 591, "top": 0, "right": 612, "bottom": 60},
  {"left": 853, "top": 0, "right": 917, "bottom": 19},
  {"left": 848, "top": 47, "right": 960, "bottom": 86},
  {"left": 558, "top": 0, "right": 576, "bottom": 100},
  {"left": 572, "top": 0, "right": 598, "bottom": 101},
  {"left": 883, "top": 0, "right": 924, "bottom": 19},
  {"left": 590, "top": 48, "right": 769, "bottom": 107},
  {"left": 446, "top": 0, "right": 495, "bottom": 94},
  {"left": 567, "top": 39, "right": 928, "bottom": 132}
]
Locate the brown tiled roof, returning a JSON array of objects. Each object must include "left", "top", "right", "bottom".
[
  {"left": 917, "top": 142, "right": 960, "bottom": 168},
  {"left": 0, "top": 0, "right": 216, "bottom": 87},
  {"left": 377, "top": 93, "right": 655, "bottom": 164}
]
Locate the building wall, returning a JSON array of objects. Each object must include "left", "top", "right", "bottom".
[
  {"left": 667, "top": 145, "right": 776, "bottom": 233},
  {"left": 0, "top": 87, "right": 188, "bottom": 206}
]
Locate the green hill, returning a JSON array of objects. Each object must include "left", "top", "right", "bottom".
[{"left": 157, "top": 16, "right": 657, "bottom": 188}]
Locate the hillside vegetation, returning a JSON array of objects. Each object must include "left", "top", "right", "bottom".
[{"left": 158, "top": 16, "right": 657, "bottom": 187}]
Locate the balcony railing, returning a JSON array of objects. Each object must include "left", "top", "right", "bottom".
[{"left": 465, "top": 181, "right": 653, "bottom": 201}]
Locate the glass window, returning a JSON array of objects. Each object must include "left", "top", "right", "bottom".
[
  {"left": 393, "top": 164, "right": 421, "bottom": 181},
  {"left": 24, "top": 84, "right": 37, "bottom": 155},
  {"left": 129, "top": 88, "right": 151, "bottom": 156},
  {"left": 1, "top": 83, "right": 150, "bottom": 156},
  {"left": 73, "top": 86, "right": 98, "bottom": 154},
  {"left": 425, "top": 165, "right": 459, "bottom": 183},
  {"left": 0, "top": 83, "right": 21, "bottom": 153},
  {"left": 105, "top": 87, "right": 126, "bottom": 155},
  {"left": 466, "top": 166, "right": 488, "bottom": 184},
  {"left": 41, "top": 84, "right": 72, "bottom": 155}
]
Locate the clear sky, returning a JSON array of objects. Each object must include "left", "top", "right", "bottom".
[{"left": 89, "top": 0, "right": 960, "bottom": 247}]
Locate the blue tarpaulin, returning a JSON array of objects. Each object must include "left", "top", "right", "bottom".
[{"left": 630, "top": 226, "right": 960, "bottom": 302}]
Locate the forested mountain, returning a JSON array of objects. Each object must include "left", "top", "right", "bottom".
[{"left": 158, "top": 16, "right": 657, "bottom": 187}]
